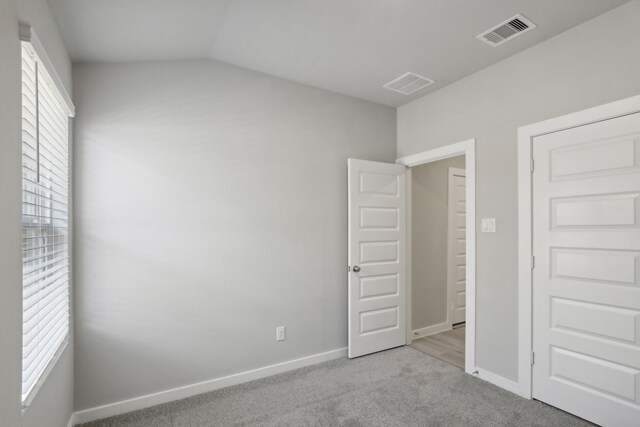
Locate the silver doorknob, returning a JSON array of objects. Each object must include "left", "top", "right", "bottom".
[{"left": 352, "top": 265, "right": 361, "bottom": 272}]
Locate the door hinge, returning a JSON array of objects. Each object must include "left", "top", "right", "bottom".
[
  {"left": 531, "top": 256, "right": 535, "bottom": 269},
  {"left": 531, "top": 351, "right": 535, "bottom": 366},
  {"left": 530, "top": 158, "right": 534, "bottom": 173}
]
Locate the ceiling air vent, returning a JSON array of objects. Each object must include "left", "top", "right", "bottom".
[
  {"left": 383, "top": 72, "right": 435, "bottom": 95},
  {"left": 477, "top": 14, "right": 536, "bottom": 47}
]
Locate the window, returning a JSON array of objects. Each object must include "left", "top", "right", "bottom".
[{"left": 21, "top": 41, "right": 72, "bottom": 404}]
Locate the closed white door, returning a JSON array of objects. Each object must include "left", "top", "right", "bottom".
[
  {"left": 532, "top": 112, "right": 640, "bottom": 427},
  {"left": 448, "top": 168, "right": 466, "bottom": 325},
  {"left": 348, "top": 159, "right": 406, "bottom": 358}
]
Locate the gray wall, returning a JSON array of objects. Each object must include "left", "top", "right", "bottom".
[
  {"left": 411, "top": 156, "right": 465, "bottom": 330},
  {"left": 0, "top": 0, "right": 74, "bottom": 426},
  {"left": 398, "top": 0, "right": 640, "bottom": 381},
  {"left": 72, "top": 60, "right": 396, "bottom": 410}
]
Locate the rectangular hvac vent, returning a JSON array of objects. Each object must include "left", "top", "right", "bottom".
[
  {"left": 383, "top": 72, "right": 435, "bottom": 95},
  {"left": 477, "top": 14, "right": 536, "bottom": 47}
]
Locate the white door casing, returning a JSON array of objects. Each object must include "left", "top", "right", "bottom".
[
  {"left": 448, "top": 168, "right": 466, "bottom": 325},
  {"left": 398, "top": 139, "right": 476, "bottom": 374},
  {"left": 348, "top": 159, "right": 406, "bottom": 358},
  {"left": 531, "top": 112, "right": 640, "bottom": 427}
]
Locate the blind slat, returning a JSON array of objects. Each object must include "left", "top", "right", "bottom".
[
  {"left": 22, "top": 289, "right": 69, "bottom": 371},
  {"left": 33, "top": 299, "right": 68, "bottom": 343},
  {"left": 22, "top": 188, "right": 68, "bottom": 202},
  {"left": 23, "top": 285, "right": 68, "bottom": 335},
  {"left": 23, "top": 176, "right": 68, "bottom": 198},
  {"left": 26, "top": 317, "right": 68, "bottom": 373},
  {"left": 22, "top": 200, "right": 69, "bottom": 214},
  {"left": 22, "top": 187, "right": 68, "bottom": 205},
  {"left": 23, "top": 275, "right": 68, "bottom": 316},
  {"left": 24, "top": 262, "right": 69, "bottom": 289},
  {"left": 23, "top": 322, "right": 68, "bottom": 393},
  {"left": 23, "top": 291, "right": 68, "bottom": 358},
  {"left": 22, "top": 245, "right": 68, "bottom": 264},
  {"left": 24, "top": 275, "right": 69, "bottom": 305},
  {"left": 23, "top": 317, "right": 67, "bottom": 387},
  {"left": 23, "top": 250, "right": 69, "bottom": 263},
  {"left": 22, "top": 234, "right": 67, "bottom": 244}
]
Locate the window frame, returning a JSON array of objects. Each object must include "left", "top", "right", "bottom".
[{"left": 19, "top": 23, "right": 75, "bottom": 409}]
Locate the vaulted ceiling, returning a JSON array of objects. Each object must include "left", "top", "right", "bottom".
[{"left": 49, "top": 0, "right": 630, "bottom": 106}]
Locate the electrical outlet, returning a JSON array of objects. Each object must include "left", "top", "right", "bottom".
[{"left": 276, "top": 326, "right": 286, "bottom": 342}]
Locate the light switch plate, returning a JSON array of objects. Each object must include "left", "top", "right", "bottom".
[{"left": 481, "top": 218, "right": 496, "bottom": 233}]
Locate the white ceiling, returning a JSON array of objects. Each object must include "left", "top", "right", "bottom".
[{"left": 48, "top": 0, "right": 630, "bottom": 107}]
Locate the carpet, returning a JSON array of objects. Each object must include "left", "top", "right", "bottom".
[{"left": 77, "top": 346, "right": 592, "bottom": 427}]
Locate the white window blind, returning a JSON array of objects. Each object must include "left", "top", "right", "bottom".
[{"left": 21, "top": 43, "right": 71, "bottom": 403}]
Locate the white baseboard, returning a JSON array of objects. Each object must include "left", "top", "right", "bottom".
[
  {"left": 472, "top": 368, "right": 524, "bottom": 397},
  {"left": 66, "top": 412, "right": 76, "bottom": 427},
  {"left": 72, "top": 347, "right": 347, "bottom": 424},
  {"left": 411, "top": 322, "right": 451, "bottom": 341}
]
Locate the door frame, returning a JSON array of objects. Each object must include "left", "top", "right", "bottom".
[
  {"left": 448, "top": 167, "right": 466, "bottom": 326},
  {"left": 517, "top": 94, "right": 640, "bottom": 399},
  {"left": 397, "top": 138, "right": 476, "bottom": 374}
]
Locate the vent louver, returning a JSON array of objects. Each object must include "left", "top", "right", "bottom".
[
  {"left": 383, "top": 72, "right": 435, "bottom": 95},
  {"left": 477, "top": 14, "right": 536, "bottom": 47}
]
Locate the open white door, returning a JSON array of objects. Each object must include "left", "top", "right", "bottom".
[
  {"left": 532, "top": 112, "right": 640, "bottom": 426},
  {"left": 348, "top": 159, "right": 406, "bottom": 358}
]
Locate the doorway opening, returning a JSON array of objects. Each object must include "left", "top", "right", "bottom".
[
  {"left": 397, "top": 139, "right": 476, "bottom": 373},
  {"left": 346, "top": 140, "right": 475, "bottom": 372},
  {"left": 407, "top": 157, "right": 466, "bottom": 369}
]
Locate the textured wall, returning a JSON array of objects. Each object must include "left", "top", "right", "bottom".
[{"left": 72, "top": 60, "right": 396, "bottom": 409}]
